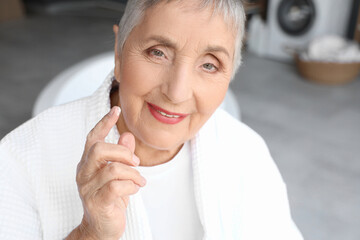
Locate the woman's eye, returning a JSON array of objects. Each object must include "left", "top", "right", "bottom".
[
  {"left": 202, "top": 63, "right": 217, "bottom": 72},
  {"left": 150, "top": 49, "right": 165, "bottom": 58}
]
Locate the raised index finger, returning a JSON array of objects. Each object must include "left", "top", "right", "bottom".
[{"left": 85, "top": 106, "right": 120, "bottom": 151}]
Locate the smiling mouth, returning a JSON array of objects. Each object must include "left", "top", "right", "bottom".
[
  {"left": 147, "top": 102, "right": 188, "bottom": 117},
  {"left": 147, "top": 102, "right": 189, "bottom": 124},
  {"left": 155, "top": 110, "right": 181, "bottom": 118}
]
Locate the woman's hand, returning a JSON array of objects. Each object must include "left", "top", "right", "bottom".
[{"left": 67, "top": 106, "right": 146, "bottom": 240}]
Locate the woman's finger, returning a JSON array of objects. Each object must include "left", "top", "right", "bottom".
[
  {"left": 118, "top": 132, "right": 136, "bottom": 154},
  {"left": 86, "top": 162, "right": 146, "bottom": 194},
  {"left": 85, "top": 106, "right": 120, "bottom": 152},
  {"left": 79, "top": 142, "right": 140, "bottom": 181},
  {"left": 95, "top": 179, "right": 140, "bottom": 206}
]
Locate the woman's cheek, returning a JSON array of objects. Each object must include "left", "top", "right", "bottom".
[{"left": 123, "top": 60, "right": 165, "bottom": 94}]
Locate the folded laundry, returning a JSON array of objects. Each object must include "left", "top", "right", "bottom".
[{"left": 300, "top": 35, "right": 360, "bottom": 63}]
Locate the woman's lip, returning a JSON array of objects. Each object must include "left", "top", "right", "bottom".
[
  {"left": 147, "top": 102, "right": 189, "bottom": 117},
  {"left": 147, "top": 102, "right": 189, "bottom": 125}
]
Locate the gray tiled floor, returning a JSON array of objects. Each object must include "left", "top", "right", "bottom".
[{"left": 1, "top": 13, "right": 359, "bottom": 240}]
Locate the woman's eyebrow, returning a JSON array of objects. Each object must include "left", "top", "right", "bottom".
[
  {"left": 205, "top": 46, "right": 230, "bottom": 60},
  {"left": 144, "top": 35, "right": 177, "bottom": 49}
]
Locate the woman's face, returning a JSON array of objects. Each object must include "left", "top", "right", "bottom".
[{"left": 114, "top": 0, "right": 236, "bottom": 151}]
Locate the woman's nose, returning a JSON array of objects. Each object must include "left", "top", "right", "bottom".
[{"left": 161, "top": 64, "right": 193, "bottom": 104}]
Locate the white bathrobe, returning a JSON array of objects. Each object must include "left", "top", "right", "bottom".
[{"left": 0, "top": 72, "right": 303, "bottom": 240}]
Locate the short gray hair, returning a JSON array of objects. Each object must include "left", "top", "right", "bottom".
[{"left": 117, "top": 0, "right": 246, "bottom": 80}]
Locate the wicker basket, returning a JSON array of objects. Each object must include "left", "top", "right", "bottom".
[{"left": 295, "top": 55, "right": 360, "bottom": 85}]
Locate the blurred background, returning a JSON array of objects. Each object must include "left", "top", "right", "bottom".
[{"left": 0, "top": 0, "right": 359, "bottom": 239}]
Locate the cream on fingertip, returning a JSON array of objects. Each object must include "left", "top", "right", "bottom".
[
  {"left": 113, "top": 106, "right": 120, "bottom": 116},
  {"left": 109, "top": 106, "right": 120, "bottom": 117}
]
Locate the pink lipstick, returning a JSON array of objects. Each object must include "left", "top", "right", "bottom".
[{"left": 147, "top": 102, "right": 188, "bottom": 124}]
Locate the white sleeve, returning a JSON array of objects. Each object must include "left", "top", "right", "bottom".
[
  {"left": 0, "top": 145, "right": 43, "bottom": 239},
  {"left": 266, "top": 179, "right": 304, "bottom": 240},
  {"left": 229, "top": 126, "right": 304, "bottom": 240},
  {"left": 253, "top": 141, "right": 304, "bottom": 240}
]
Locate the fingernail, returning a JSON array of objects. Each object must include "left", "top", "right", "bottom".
[
  {"left": 133, "top": 155, "right": 140, "bottom": 165},
  {"left": 140, "top": 177, "right": 147, "bottom": 186},
  {"left": 109, "top": 106, "right": 120, "bottom": 116}
]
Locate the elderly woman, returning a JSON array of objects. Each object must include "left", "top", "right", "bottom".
[{"left": 0, "top": 0, "right": 303, "bottom": 239}]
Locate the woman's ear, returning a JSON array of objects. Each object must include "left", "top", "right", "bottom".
[{"left": 113, "top": 24, "right": 121, "bottom": 83}]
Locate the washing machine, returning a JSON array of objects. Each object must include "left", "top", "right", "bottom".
[{"left": 249, "top": 0, "right": 353, "bottom": 61}]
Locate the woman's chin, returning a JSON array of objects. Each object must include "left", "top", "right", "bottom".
[{"left": 136, "top": 129, "right": 186, "bottom": 152}]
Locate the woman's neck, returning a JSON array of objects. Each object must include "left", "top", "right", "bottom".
[
  {"left": 132, "top": 136, "right": 183, "bottom": 166},
  {"left": 110, "top": 89, "right": 182, "bottom": 166}
]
